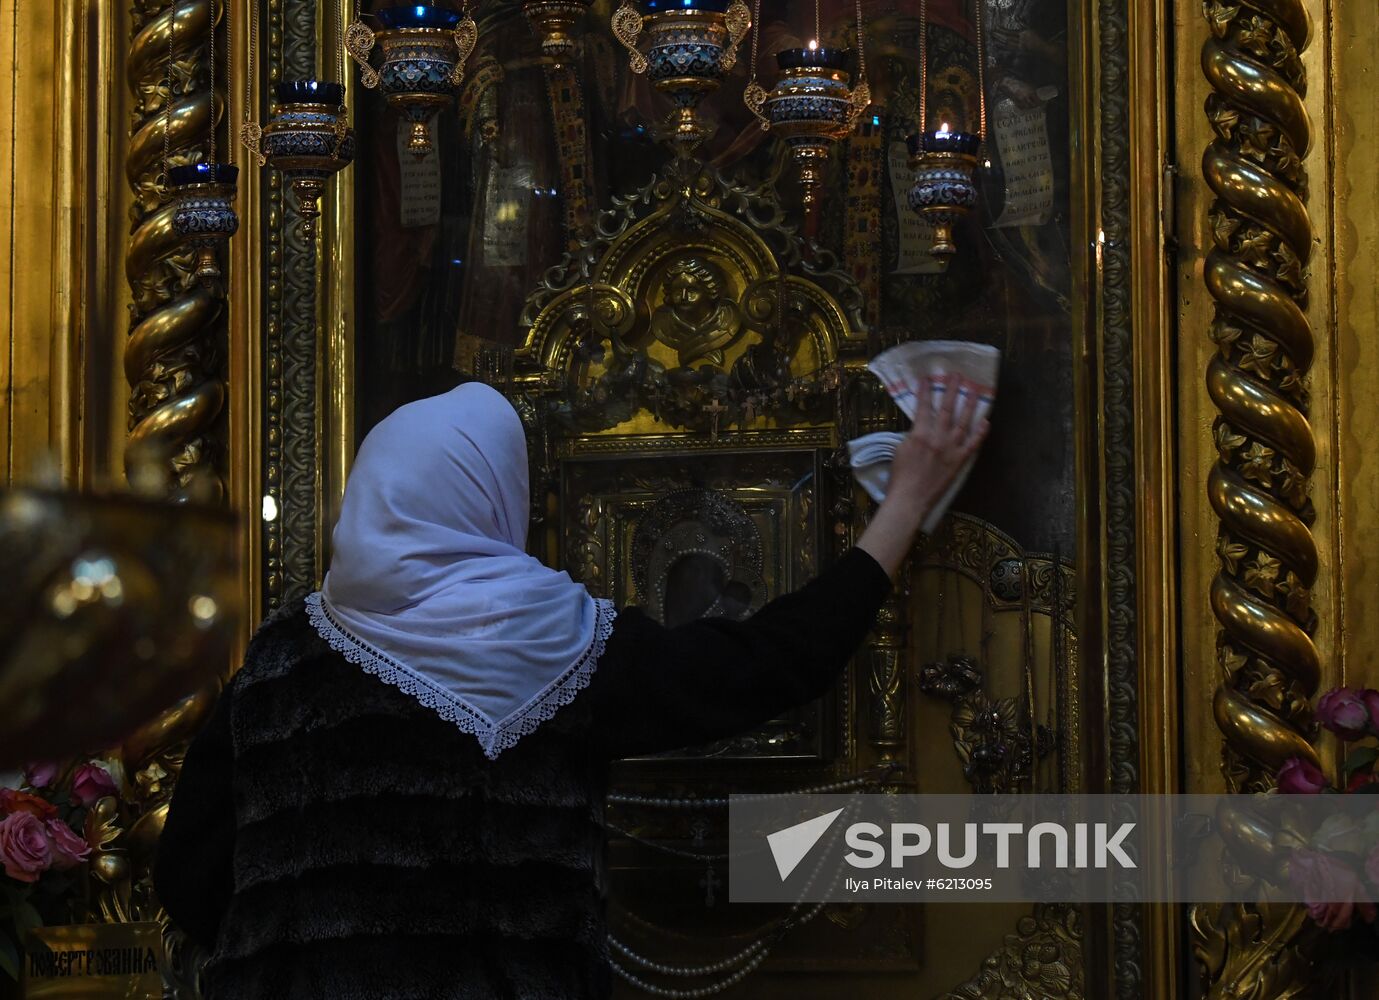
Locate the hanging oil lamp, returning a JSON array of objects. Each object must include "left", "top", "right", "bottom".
[
  {"left": 171, "top": 163, "right": 241, "bottom": 285},
  {"left": 906, "top": 0, "right": 987, "bottom": 259},
  {"left": 612, "top": 0, "right": 752, "bottom": 157},
  {"left": 522, "top": 0, "right": 594, "bottom": 62},
  {"left": 262, "top": 80, "right": 357, "bottom": 234},
  {"left": 165, "top": 0, "right": 239, "bottom": 286},
  {"left": 743, "top": 0, "right": 870, "bottom": 216},
  {"left": 907, "top": 124, "right": 981, "bottom": 257},
  {"left": 346, "top": 2, "right": 478, "bottom": 158},
  {"left": 240, "top": 0, "right": 354, "bottom": 235}
]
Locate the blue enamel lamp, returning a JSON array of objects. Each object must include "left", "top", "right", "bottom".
[
  {"left": 345, "top": 4, "right": 478, "bottom": 158},
  {"left": 906, "top": 125, "right": 982, "bottom": 259},
  {"left": 610, "top": 0, "right": 752, "bottom": 155},
  {"left": 169, "top": 163, "right": 240, "bottom": 286},
  {"left": 261, "top": 80, "right": 356, "bottom": 234}
]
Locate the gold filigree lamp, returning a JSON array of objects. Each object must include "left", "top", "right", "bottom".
[
  {"left": 345, "top": 2, "right": 478, "bottom": 158},
  {"left": 612, "top": 0, "right": 752, "bottom": 157},
  {"left": 0, "top": 486, "right": 239, "bottom": 769},
  {"left": 523, "top": 0, "right": 594, "bottom": 62},
  {"left": 743, "top": 0, "right": 871, "bottom": 221},
  {"left": 906, "top": 0, "right": 988, "bottom": 260}
]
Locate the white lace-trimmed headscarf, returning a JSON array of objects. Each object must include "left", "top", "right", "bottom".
[{"left": 305, "top": 383, "right": 617, "bottom": 759}]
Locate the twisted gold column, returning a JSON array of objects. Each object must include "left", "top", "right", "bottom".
[
  {"left": 1201, "top": 0, "right": 1318, "bottom": 796},
  {"left": 91, "top": 4, "right": 228, "bottom": 987},
  {"left": 125, "top": 0, "right": 226, "bottom": 498},
  {"left": 1192, "top": 0, "right": 1324, "bottom": 993}
]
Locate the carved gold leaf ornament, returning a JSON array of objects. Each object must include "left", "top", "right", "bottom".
[
  {"left": 942, "top": 905, "right": 1083, "bottom": 1000},
  {"left": 344, "top": 19, "right": 379, "bottom": 88},
  {"left": 743, "top": 81, "right": 770, "bottom": 129},
  {"left": 847, "top": 79, "right": 872, "bottom": 128},
  {"left": 720, "top": 0, "right": 752, "bottom": 71},
  {"left": 611, "top": 2, "right": 648, "bottom": 74},
  {"left": 238, "top": 121, "right": 266, "bottom": 166},
  {"left": 450, "top": 14, "right": 479, "bottom": 86}
]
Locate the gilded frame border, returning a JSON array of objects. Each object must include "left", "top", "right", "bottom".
[{"left": 229, "top": 1, "right": 1176, "bottom": 994}]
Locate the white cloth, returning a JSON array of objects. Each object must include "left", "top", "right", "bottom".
[{"left": 304, "top": 383, "right": 616, "bottom": 759}]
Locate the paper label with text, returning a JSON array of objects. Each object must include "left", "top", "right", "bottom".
[
  {"left": 992, "top": 105, "right": 1054, "bottom": 228},
  {"left": 397, "top": 118, "right": 442, "bottom": 229}
]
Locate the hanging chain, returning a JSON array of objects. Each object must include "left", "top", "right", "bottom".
[
  {"left": 847, "top": 0, "right": 871, "bottom": 126},
  {"left": 749, "top": 0, "right": 760, "bottom": 79},
  {"left": 855, "top": 0, "right": 866, "bottom": 82},
  {"left": 240, "top": 0, "right": 265, "bottom": 163},
  {"left": 335, "top": 0, "right": 346, "bottom": 83},
  {"left": 918, "top": 0, "right": 928, "bottom": 132},
  {"left": 331, "top": 0, "right": 349, "bottom": 157},
  {"left": 209, "top": 0, "right": 217, "bottom": 166},
  {"left": 814, "top": 0, "right": 820, "bottom": 44},
  {"left": 741, "top": 0, "right": 767, "bottom": 127},
  {"left": 226, "top": 0, "right": 235, "bottom": 165},
  {"left": 160, "top": 0, "right": 176, "bottom": 198},
  {"left": 346, "top": 0, "right": 381, "bottom": 88},
  {"left": 974, "top": 0, "right": 987, "bottom": 139}
]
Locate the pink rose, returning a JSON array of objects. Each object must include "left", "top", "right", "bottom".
[
  {"left": 1290, "top": 848, "right": 1377, "bottom": 932},
  {"left": 70, "top": 763, "right": 117, "bottom": 808},
  {"left": 23, "top": 763, "right": 58, "bottom": 789},
  {"left": 1317, "top": 688, "right": 1373, "bottom": 741},
  {"left": 1364, "top": 691, "right": 1379, "bottom": 728},
  {"left": 44, "top": 818, "right": 90, "bottom": 870},
  {"left": 0, "top": 811, "right": 53, "bottom": 883},
  {"left": 1278, "top": 757, "right": 1330, "bottom": 794}
]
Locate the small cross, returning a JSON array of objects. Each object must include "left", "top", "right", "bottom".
[
  {"left": 703, "top": 397, "right": 728, "bottom": 442},
  {"left": 700, "top": 864, "right": 722, "bottom": 907}
]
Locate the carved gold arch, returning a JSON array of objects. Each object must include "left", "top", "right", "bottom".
[{"left": 510, "top": 168, "right": 864, "bottom": 442}]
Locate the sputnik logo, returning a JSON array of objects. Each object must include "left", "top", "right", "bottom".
[{"left": 766, "top": 808, "right": 845, "bottom": 881}]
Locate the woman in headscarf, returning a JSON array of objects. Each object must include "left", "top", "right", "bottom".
[{"left": 154, "top": 379, "right": 988, "bottom": 999}]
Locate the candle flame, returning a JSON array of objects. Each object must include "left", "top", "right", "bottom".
[
  {"left": 940, "top": 121, "right": 950, "bottom": 132},
  {"left": 808, "top": 39, "right": 818, "bottom": 50}
]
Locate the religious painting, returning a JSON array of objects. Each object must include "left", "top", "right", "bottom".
[{"left": 564, "top": 451, "right": 830, "bottom": 761}]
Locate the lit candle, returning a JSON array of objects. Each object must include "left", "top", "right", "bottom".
[{"left": 909, "top": 120, "right": 982, "bottom": 156}]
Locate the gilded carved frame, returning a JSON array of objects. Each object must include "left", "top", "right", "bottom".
[{"left": 221, "top": 0, "right": 1173, "bottom": 995}]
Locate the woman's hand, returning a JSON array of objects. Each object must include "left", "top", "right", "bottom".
[{"left": 856, "top": 375, "right": 991, "bottom": 577}]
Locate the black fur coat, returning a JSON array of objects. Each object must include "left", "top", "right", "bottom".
[{"left": 154, "top": 549, "right": 890, "bottom": 999}]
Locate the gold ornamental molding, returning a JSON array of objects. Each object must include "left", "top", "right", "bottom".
[
  {"left": 125, "top": 0, "right": 227, "bottom": 498},
  {"left": 1193, "top": 0, "right": 1323, "bottom": 993}
]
